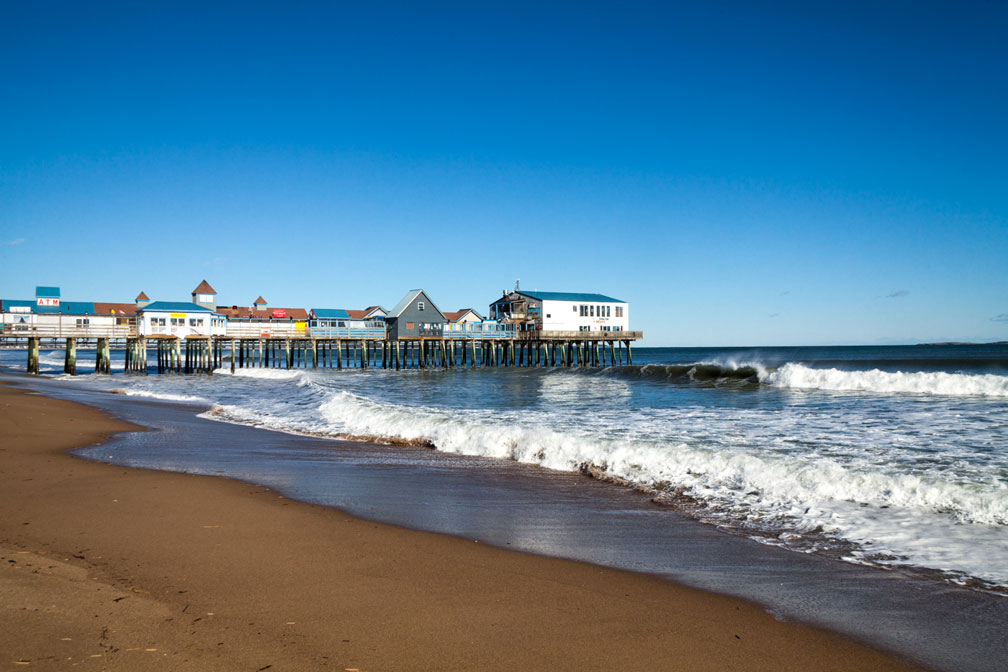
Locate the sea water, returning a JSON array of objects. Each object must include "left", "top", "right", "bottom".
[{"left": 5, "top": 344, "right": 1007, "bottom": 593}]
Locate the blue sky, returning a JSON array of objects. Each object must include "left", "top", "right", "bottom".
[{"left": 2, "top": 1, "right": 1006, "bottom": 345}]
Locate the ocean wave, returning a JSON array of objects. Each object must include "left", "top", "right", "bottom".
[
  {"left": 764, "top": 363, "right": 1008, "bottom": 397},
  {"left": 108, "top": 388, "right": 209, "bottom": 403},
  {"left": 217, "top": 367, "right": 314, "bottom": 386},
  {"left": 309, "top": 390, "right": 1007, "bottom": 524},
  {"left": 605, "top": 363, "right": 764, "bottom": 385},
  {"left": 600, "top": 360, "right": 1008, "bottom": 397}
]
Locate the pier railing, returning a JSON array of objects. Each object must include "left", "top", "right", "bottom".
[
  {"left": 443, "top": 323, "right": 516, "bottom": 339},
  {"left": 516, "top": 329, "right": 642, "bottom": 341},
  {"left": 0, "top": 321, "right": 137, "bottom": 339},
  {"left": 224, "top": 321, "right": 307, "bottom": 338}
]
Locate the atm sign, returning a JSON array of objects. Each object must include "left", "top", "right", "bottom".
[{"left": 36, "top": 298, "right": 60, "bottom": 307}]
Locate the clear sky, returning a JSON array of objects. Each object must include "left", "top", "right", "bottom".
[{"left": 2, "top": 1, "right": 1006, "bottom": 346}]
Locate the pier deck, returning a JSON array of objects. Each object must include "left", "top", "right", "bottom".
[{"left": 2, "top": 326, "right": 643, "bottom": 375}]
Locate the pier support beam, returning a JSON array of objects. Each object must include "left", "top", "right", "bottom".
[
  {"left": 26, "top": 337, "right": 39, "bottom": 375},
  {"left": 63, "top": 338, "right": 77, "bottom": 375}
]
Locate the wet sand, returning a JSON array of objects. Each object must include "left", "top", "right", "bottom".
[{"left": 0, "top": 383, "right": 925, "bottom": 671}]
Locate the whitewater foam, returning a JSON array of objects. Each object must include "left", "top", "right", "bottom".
[
  {"left": 764, "top": 363, "right": 1008, "bottom": 397},
  {"left": 109, "top": 388, "right": 209, "bottom": 403}
]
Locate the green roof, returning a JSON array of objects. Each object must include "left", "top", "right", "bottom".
[{"left": 516, "top": 290, "right": 624, "bottom": 303}]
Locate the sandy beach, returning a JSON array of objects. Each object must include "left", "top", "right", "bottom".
[{"left": 0, "top": 383, "right": 924, "bottom": 671}]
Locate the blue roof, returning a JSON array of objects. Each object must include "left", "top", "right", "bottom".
[
  {"left": 1, "top": 299, "right": 95, "bottom": 314},
  {"left": 139, "top": 301, "right": 216, "bottom": 313},
  {"left": 2, "top": 299, "right": 35, "bottom": 311},
  {"left": 312, "top": 308, "right": 351, "bottom": 319},
  {"left": 517, "top": 290, "right": 624, "bottom": 303},
  {"left": 35, "top": 286, "right": 60, "bottom": 298}
]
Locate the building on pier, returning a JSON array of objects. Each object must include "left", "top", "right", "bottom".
[
  {"left": 442, "top": 309, "right": 515, "bottom": 339},
  {"left": 386, "top": 289, "right": 446, "bottom": 340},
  {"left": 443, "top": 308, "right": 483, "bottom": 324},
  {"left": 308, "top": 309, "right": 386, "bottom": 338},
  {"left": 217, "top": 297, "right": 309, "bottom": 338},
  {"left": 138, "top": 301, "right": 226, "bottom": 338},
  {"left": 192, "top": 280, "right": 218, "bottom": 311},
  {"left": 1, "top": 287, "right": 139, "bottom": 338},
  {"left": 489, "top": 290, "right": 629, "bottom": 334}
]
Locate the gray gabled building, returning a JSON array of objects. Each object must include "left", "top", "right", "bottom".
[{"left": 385, "top": 289, "right": 446, "bottom": 340}]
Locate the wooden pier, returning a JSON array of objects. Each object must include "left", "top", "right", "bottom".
[{"left": 4, "top": 327, "right": 642, "bottom": 376}]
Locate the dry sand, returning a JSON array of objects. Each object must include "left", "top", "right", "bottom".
[{"left": 0, "top": 383, "right": 926, "bottom": 671}]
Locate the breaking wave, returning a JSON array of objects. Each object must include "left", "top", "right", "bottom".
[
  {"left": 606, "top": 361, "right": 1008, "bottom": 397},
  {"left": 764, "top": 363, "right": 1008, "bottom": 397},
  {"left": 607, "top": 363, "right": 764, "bottom": 386},
  {"left": 107, "top": 388, "right": 209, "bottom": 403}
]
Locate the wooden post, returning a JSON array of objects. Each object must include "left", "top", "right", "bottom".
[
  {"left": 63, "top": 338, "right": 75, "bottom": 375},
  {"left": 26, "top": 337, "right": 39, "bottom": 375},
  {"left": 96, "top": 338, "right": 104, "bottom": 374},
  {"left": 626, "top": 341, "right": 632, "bottom": 364}
]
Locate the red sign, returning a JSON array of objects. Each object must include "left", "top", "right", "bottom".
[
  {"left": 271, "top": 309, "right": 286, "bottom": 318},
  {"left": 37, "top": 298, "right": 60, "bottom": 307}
]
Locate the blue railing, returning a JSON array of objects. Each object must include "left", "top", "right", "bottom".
[
  {"left": 307, "top": 321, "right": 386, "bottom": 339},
  {"left": 444, "top": 322, "right": 516, "bottom": 339}
]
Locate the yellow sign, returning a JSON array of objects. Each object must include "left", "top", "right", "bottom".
[
  {"left": 295, "top": 321, "right": 307, "bottom": 333},
  {"left": 170, "top": 313, "right": 186, "bottom": 318}
]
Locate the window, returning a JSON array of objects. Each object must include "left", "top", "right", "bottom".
[
  {"left": 418, "top": 301, "right": 425, "bottom": 311},
  {"left": 75, "top": 318, "right": 90, "bottom": 328},
  {"left": 590, "top": 306, "right": 594, "bottom": 317},
  {"left": 615, "top": 307, "right": 623, "bottom": 318},
  {"left": 572, "top": 305, "right": 577, "bottom": 312},
  {"left": 606, "top": 306, "right": 611, "bottom": 317},
  {"left": 406, "top": 322, "right": 414, "bottom": 330},
  {"left": 546, "top": 313, "right": 551, "bottom": 318}
]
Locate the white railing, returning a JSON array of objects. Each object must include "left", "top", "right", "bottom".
[
  {"left": 225, "top": 321, "right": 306, "bottom": 338},
  {"left": 0, "top": 323, "right": 138, "bottom": 338}
]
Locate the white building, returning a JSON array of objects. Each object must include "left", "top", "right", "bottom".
[
  {"left": 489, "top": 290, "right": 629, "bottom": 333},
  {"left": 137, "top": 301, "right": 227, "bottom": 338}
]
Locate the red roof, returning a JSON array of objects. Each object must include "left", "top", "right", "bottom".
[
  {"left": 346, "top": 309, "right": 368, "bottom": 319},
  {"left": 93, "top": 302, "right": 139, "bottom": 316},
  {"left": 135, "top": 291, "right": 150, "bottom": 301},
  {"left": 444, "top": 308, "right": 481, "bottom": 322},
  {"left": 192, "top": 280, "right": 216, "bottom": 295},
  {"left": 253, "top": 296, "right": 267, "bottom": 304},
  {"left": 216, "top": 306, "right": 308, "bottom": 320}
]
